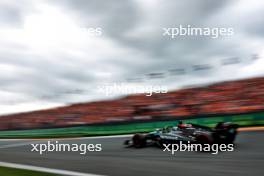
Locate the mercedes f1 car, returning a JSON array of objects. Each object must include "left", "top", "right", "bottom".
[{"left": 124, "top": 122, "right": 238, "bottom": 148}]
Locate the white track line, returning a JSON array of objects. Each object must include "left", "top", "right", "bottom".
[
  {"left": 0, "top": 139, "right": 27, "bottom": 141},
  {"left": 0, "top": 141, "right": 41, "bottom": 149},
  {"left": 0, "top": 134, "right": 133, "bottom": 142},
  {"left": 0, "top": 135, "right": 133, "bottom": 149},
  {"left": 30, "top": 134, "right": 134, "bottom": 141},
  {"left": 0, "top": 161, "right": 105, "bottom": 176}
]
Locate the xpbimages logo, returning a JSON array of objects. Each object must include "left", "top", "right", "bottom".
[
  {"left": 163, "top": 25, "right": 234, "bottom": 39},
  {"left": 97, "top": 83, "right": 168, "bottom": 96},
  {"left": 163, "top": 141, "right": 234, "bottom": 155},
  {"left": 31, "top": 141, "right": 102, "bottom": 155}
]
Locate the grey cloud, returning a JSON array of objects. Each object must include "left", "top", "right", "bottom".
[
  {"left": 0, "top": 1, "right": 34, "bottom": 27},
  {"left": 51, "top": 0, "right": 263, "bottom": 80},
  {"left": 0, "top": 0, "right": 263, "bottom": 114}
]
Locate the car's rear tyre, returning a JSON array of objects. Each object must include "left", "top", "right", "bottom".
[
  {"left": 215, "top": 122, "right": 238, "bottom": 143},
  {"left": 225, "top": 126, "right": 237, "bottom": 143},
  {"left": 196, "top": 134, "right": 212, "bottom": 145}
]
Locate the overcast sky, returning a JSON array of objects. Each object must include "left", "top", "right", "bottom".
[{"left": 0, "top": 0, "right": 264, "bottom": 115}]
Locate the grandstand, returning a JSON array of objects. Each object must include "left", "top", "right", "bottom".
[{"left": 0, "top": 76, "right": 264, "bottom": 130}]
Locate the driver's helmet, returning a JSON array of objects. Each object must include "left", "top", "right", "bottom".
[{"left": 162, "top": 126, "right": 172, "bottom": 133}]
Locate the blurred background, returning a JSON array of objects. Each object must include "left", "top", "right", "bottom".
[{"left": 0, "top": 0, "right": 264, "bottom": 135}]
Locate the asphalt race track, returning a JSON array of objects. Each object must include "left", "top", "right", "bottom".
[{"left": 0, "top": 131, "right": 263, "bottom": 176}]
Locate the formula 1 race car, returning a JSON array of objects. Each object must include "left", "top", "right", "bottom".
[{"left": 124, "top": 122, "right": 238, "bottom": 148}]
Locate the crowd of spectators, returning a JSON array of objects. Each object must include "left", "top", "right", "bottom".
[{"left": 1, "top": 77, "right": 264, "bottom": 130}]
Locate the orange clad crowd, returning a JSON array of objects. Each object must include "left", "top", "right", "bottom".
[{"left": 1, "top": 77, "right": 264, "bottom": 130}]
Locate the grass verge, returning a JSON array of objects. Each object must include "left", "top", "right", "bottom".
[{"left": 0, "top": 166, "right": 59, "bottom": 176}]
